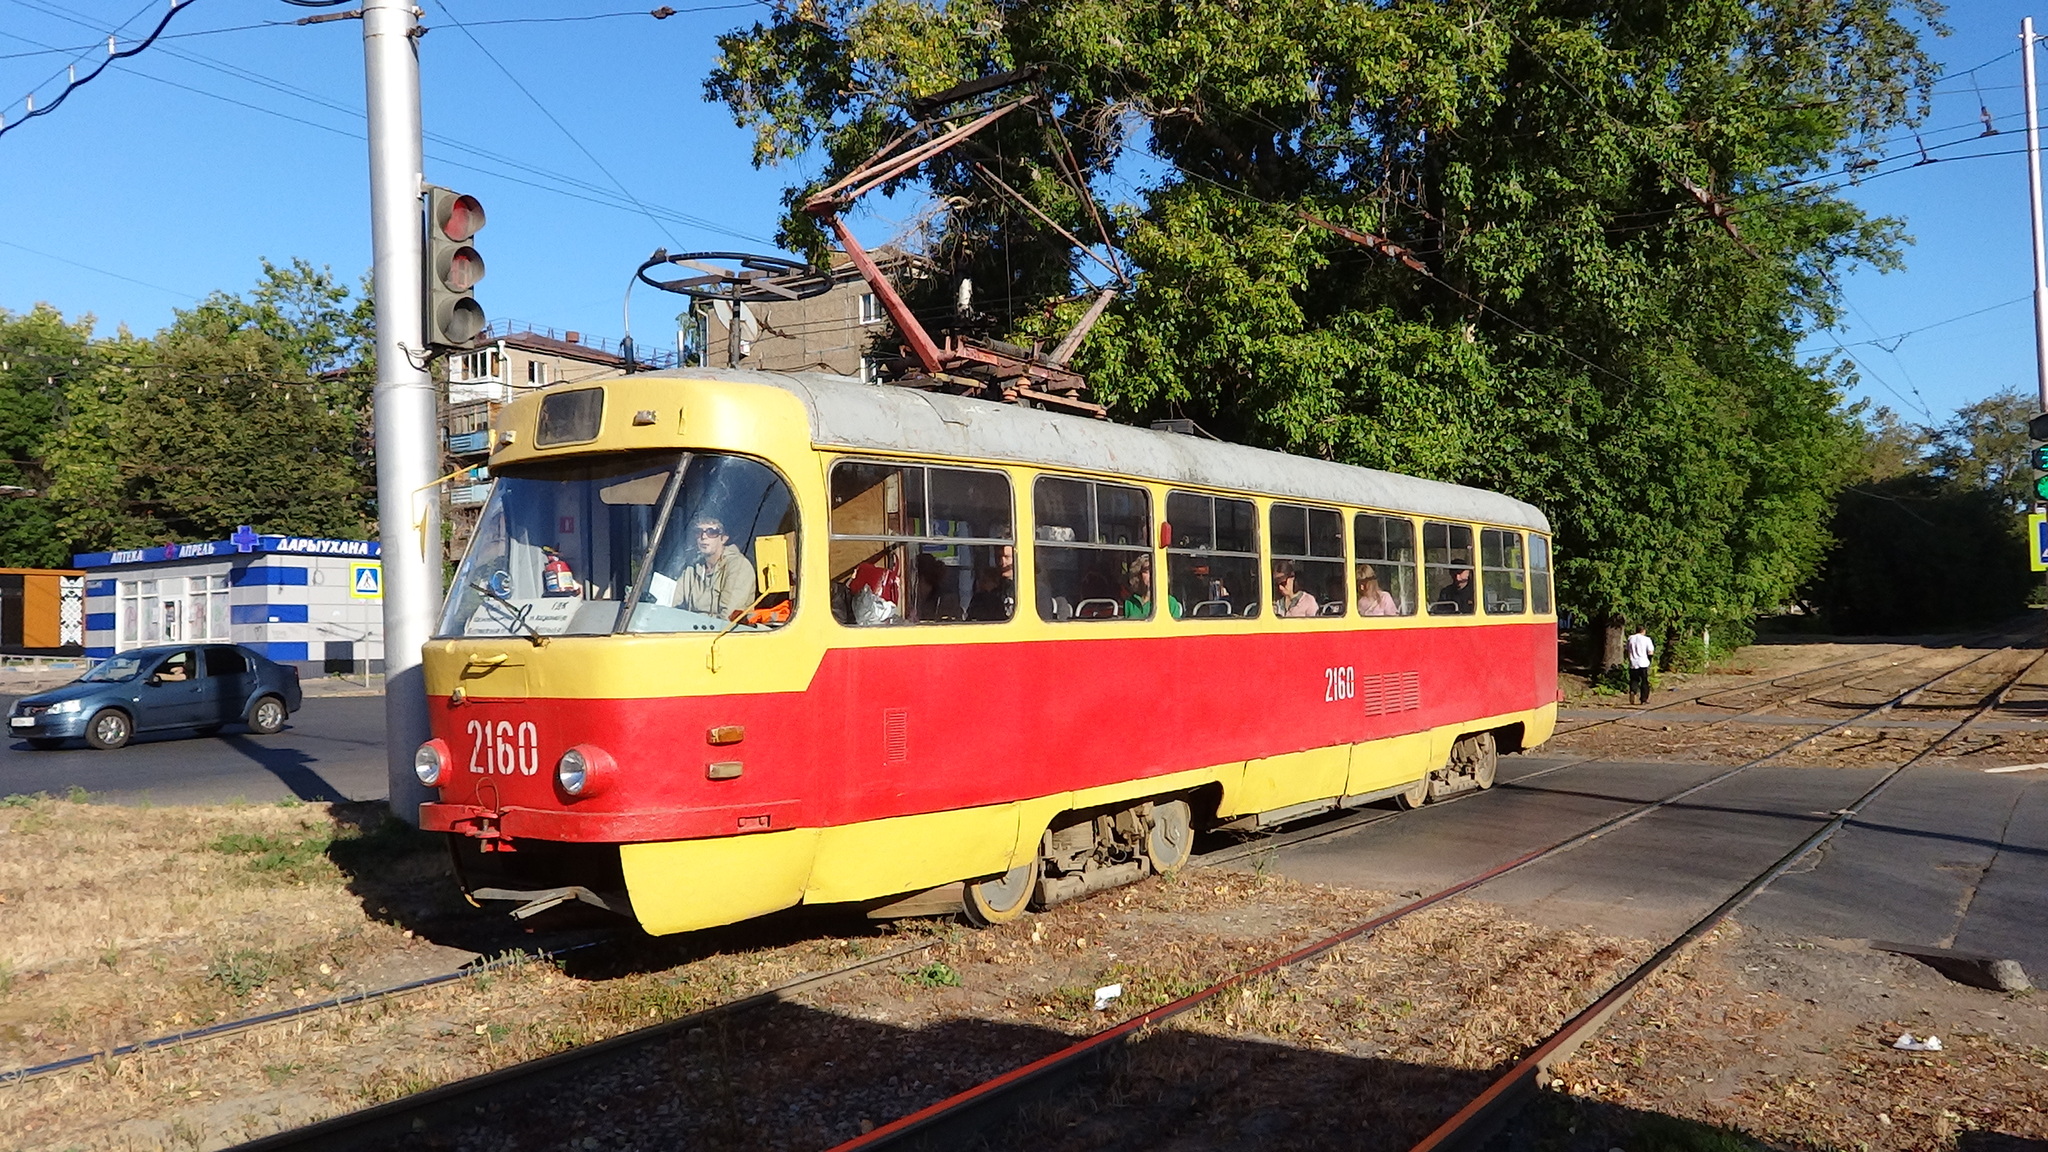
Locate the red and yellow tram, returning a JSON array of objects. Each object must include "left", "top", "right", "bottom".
[{"left": 414, "top": 369, "right": 1557, "bottom": 935}]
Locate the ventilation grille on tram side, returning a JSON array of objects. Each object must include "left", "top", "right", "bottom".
[
  {"left": 1360, "top": 671, "right": 1420, "bottom": 716},
  {"left": 882, "top": 709, "right": 910, "bottom": 764}
]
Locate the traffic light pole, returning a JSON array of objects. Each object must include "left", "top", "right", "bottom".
[
  {"left": 362, "top": 0, "right": 439, "bottom": 826},
  {"left": 2025, "top": 18, "right": 2048, "bottom": 414}
]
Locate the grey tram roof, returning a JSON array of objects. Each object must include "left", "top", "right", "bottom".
[{"left": 643, "top": 368, "right": 1550, "bottom": 534}]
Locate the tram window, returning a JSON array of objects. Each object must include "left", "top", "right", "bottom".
[
  {"left": 1423, "top": 521, "right": 1476, "bottom": 616},
  {"left": 1530, "top": 534, "right": 1554, "bottom": 614},
  {"left": 1270, "top": 503, "right": 1345, "bottom": 618},
  {"left": 1164, "top": 491, "right": 1261, "bottom": 620},
  {"left": 1355, "top": 513, "right": 1418, "bottom": 616},
  {"left": 1034, "top": 477, "right": 1152, "bottom": 621},
  {"left": 440, "top": 452, "right": 801, "bottom": 639},
  {"left": 626, "top": 454, "right": 800, "bottom": 634},
  {"left": 829, "top": 461, "right": 1014, "bottom": 626},
  {"left": 1480, "top": 528, "right": 1528, "bottom": 615}
]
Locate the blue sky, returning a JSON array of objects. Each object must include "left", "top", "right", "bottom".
[{"left": 0, "top": 0, "right": 2040, "bottom": 424}]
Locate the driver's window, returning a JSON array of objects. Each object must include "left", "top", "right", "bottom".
[
  {"left": 623, "top": 455, "right": 799, "bottom": 634},
  {"left": 155, "top": 649, "right": 196, "bottom": 682}
]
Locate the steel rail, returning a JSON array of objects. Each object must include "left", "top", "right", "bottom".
[
  {"left": 1557, "top": 617, "right": 2031, "bottom": 739},
  {"left": 224, "top": 941, "right": 937, "bottom": 1152},
  {"left": 0, "top": 938, "right": 611, "bottom": 1088},
  {"left": 1404, "top": 643, "right": 2048, "bottom": 1152},
  {"left": 826, "top": 643, "right": 2034, "bottom": 1152}
]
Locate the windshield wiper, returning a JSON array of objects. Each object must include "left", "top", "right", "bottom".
[{"left": 469, "top": 581, "right": 550, "bottom": 646}]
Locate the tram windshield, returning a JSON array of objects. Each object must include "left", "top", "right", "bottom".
[{"left": 440, "top": 451, "right": 798, "bottom": 639}]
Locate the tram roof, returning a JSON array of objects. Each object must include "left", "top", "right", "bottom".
[{"left": 652, "top": 368, "right": 1550, "bottom": 533}]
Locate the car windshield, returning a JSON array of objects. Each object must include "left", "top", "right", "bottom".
[
  {"left": 81, "top": 654, "right": 146, "bottom": 682},
  {"left": 439, "top": 451, "right": 798, "bottom": 639}
]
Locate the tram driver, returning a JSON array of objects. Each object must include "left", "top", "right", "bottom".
[{"left": 674, "top": 515, "right": 757, "bottom": 620}]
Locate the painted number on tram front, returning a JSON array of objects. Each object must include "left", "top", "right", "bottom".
[
  {"left": 465, "top": 719, "right": 540, "bottom": 775},
  {"left": 1324, "top": 666, "right": 1355, "bottom": 702}
]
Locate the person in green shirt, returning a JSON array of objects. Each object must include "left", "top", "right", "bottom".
[{"left": 1123, "top": 552, "right": 1181, "bottom": 619}]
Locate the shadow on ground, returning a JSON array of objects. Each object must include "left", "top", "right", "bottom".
[{"left": 339, "top": 998, "right": 1814, "bottom": 1152}]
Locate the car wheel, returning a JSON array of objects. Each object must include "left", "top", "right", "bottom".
[
  {"left": 247, "top": 695, "right": 287, "bottom": 735},
  {"left": 26, "top": 737, "right": 65, "bottom": 750},
  {"left": 85, "top": 709, "right": 132, "bottom": 750}
]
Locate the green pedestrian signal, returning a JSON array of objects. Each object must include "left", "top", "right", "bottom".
[{"left": 2037, "top": 474, "right": 2048, "bottom": 501}]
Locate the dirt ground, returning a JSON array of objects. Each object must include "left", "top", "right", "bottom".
[
  {"left": 7, "top": 628, "right": 2047, "bottom": 1150},
  {"left": 1533, "top": 923, "right": 2048, "bottom": 1151}
]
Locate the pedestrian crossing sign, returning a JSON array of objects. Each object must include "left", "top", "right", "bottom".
[
  {"left": 350, "top": 562, "right": 382, "bottom": 599},
  {"left": 2031, "top": 514, "right": 2048, "bottom": 573}
]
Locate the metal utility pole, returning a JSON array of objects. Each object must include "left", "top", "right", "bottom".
[
  {"left": 2027, "top": 17, "right": 2048, "bottom": 414},
  {"left": 362, "top": 0, "right": 439, "bottom": 826}
]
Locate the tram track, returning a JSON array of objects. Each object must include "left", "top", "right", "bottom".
[
  {"left": 1554, "top": 618, "right": 2034, "bottom": 738},
  {"left": 212, "top": 641, "right": 2039, "bottom": 1151},
  {"left": 824, "top": 642, "right": 2043, "bottom": 1152}
]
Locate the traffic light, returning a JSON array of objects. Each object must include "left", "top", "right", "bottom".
[
  {"left": 2034, "top": 419, "right": 2048, "bottom": 503},
  {"left": 425, "top": 185, "right": 486, "bottom": 347}
]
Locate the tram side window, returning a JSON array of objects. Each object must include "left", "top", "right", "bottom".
[
  {"left": 1480, "top": 528, "right": 1528, "bottom": 615},
  {"left": 1355, "top": 513, "right": 1418, "bottom": 616},
  {"left": 829, "top": 461, "right": 1016, "bottom": 626},
  {"left": 1034, "top": 477, "right": 1152, "bottom": 621},
  {"left": 1530, "top": 534, "right": 1554, "bottom": 614},
  {"left": 1423, "top": 521, "right": 1476, "bottom": 616},
  {"left": 1165, "top": 491, "right": 1261, "bottom": 619},
  {"left": 1270, "top": 503, "right": 1345, "bottom": 617}
]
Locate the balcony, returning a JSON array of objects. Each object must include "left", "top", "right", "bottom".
[
  {"left": 447, "top": 429, "right": 492, "bottom": 457},
  {"left": 449, "top": 483, "right": 493, "bottom": 508}
]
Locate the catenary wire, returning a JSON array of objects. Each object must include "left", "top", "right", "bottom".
[{"left": 0, "top": 0, "right": 206, "bottom": 140}]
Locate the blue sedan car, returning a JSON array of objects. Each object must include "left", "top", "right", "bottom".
[{"left": 9, "top": 644, "right": 303, "bottom": 750}]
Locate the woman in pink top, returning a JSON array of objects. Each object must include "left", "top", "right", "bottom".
[
  {"left": 1273, "top": 560, "right": 1320, "bottom": 617},
  {"left": 1356, "top": 564, "right": 1399, "bottom": 616}
]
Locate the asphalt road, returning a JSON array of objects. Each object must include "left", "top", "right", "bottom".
[
  {"left": 1247, "top": 754, "right": 2048, "bottom": 976},
  {"left": 0, "top": 693, "right": 390, "bottom": 805}
]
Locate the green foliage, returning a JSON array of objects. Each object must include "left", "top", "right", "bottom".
[
  {"left": 1, "top": 259, "right": 375, "bottom": 563},
  {"left": 208, "top": 827, "right": 337, "bottom": 883},
  {"left": 206, "top": 947, "right": 280, "bottom": 997},
  {"left": 905, "top": 961, "right": 962, "bottom": 988},
  {"left": 1806, "top": 399, "right": 2033, "bottom": 633},
  {"left": 708, "top": 0, "right": 1941, "bottom": 642}
]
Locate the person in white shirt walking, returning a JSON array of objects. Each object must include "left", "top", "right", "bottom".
[{"left": 1625, "top": 626, "right": 1655, "bottom": 705}]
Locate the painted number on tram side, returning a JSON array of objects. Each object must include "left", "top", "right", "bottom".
[
  {"left": 1324, "top": 666, "right": 1355, "bottom": 702},
  {"left": 465, "top": 719, "right": 540, "bottom": 775}
]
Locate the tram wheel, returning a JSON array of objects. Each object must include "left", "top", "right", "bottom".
[
  {"left": 963, "top": 856, "right": 1040, "bottom": 927},
  {"left": 1469, "top": 731, "right": 1498, "bottom": 790},
  {"left": 1395, "top": 775, "right": 1429, "bottom": 809},
  {"left": 1144, "top": 799, "right": 1193, "bottom": 873}
]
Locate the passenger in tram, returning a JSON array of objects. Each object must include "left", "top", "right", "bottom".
[
  {"left": 1122, "top": 552, "right": 1181, "bottom": 619},
  {"left": 1273, "top": 560, "right": 1319, "bottom": 617},
  {"left": 966, "top": 554, "right": 1015, "bottom": 621},
  {"left": 1357, "top": 565, "right": 1400, "bottom": 616},
  {"left": 911, "top": 551, "right": 956, "bottom": 621},
  {"left": 674, "top": 516, "right": 756, "bottom": 620},
  {"left": 1436, "top": 567, "right": 1475, "bottom": 614}
]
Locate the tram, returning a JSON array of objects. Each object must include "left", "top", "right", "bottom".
[{"left": 413, "top": 369, "right": 1558, "bottom": 935}]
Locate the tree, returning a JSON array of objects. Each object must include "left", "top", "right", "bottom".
[
  {"left": 1807, "top": 400, "right": 2030, "bottom": 633},
  {"left": 708, "top": 0, "right": 1939, "bottom": 665},
  {"left": 31, "top": 260, "right": 377, "bottom": 555}
]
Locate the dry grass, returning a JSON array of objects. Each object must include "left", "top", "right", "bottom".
[
  {"left": 0, "top": 793, "right": 898, "bottom": 1150},
  {"left": 1551, "top": 926, "right": 2048, "bottom": 1152}
]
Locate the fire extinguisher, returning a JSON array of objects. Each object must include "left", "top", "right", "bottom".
[{"left": 541, "top": 547, "right": 580, "bottom": 597}]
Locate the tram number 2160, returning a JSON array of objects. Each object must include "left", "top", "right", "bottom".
[
  {"left": 1323, "top": 666, "right": 1355, "bottom": 702},
  {"left": 466, "top": 719, "right": 541, "bottom": 775}
]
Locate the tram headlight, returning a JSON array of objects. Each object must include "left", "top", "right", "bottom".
[
  {"left": 556, "top": 744, "right": 615, "bottom": 798},
  {"left": 414, "top": 740, "right": 451, "bottom": 786}
]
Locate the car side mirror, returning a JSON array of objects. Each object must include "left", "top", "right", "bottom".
[
  {"left": 145, "top": 674, "right": 162, "bottom": 686},
  {"left": 754, "top": 534, "right": 792, "bottom": 597}
]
